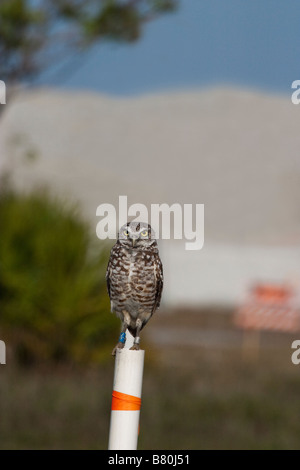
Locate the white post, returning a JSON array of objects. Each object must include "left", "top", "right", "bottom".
[{"left": 108, "top": 348, "right": 145, "bottom": 450}]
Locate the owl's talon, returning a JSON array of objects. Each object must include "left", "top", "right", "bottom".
[
  {"left": 111, "top": 342, "right": 125, "bottom": 356},
  {"left": 130, "top": 343, "right": 140, "bottom": 351}
]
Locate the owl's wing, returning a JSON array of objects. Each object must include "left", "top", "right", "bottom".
[
  {"left": 105, "top": 247, "right": 114, "bottom": 299},
  {"left": 105, "top": 258, "right": 115, "bottom": 313},
  {"left": 153, "top": 254, "right": 164, "bottom": 312},
  {"left": 105, "top": 261, "right": 111, "bottom": 298}
]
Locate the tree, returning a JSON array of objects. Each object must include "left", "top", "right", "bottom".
[
  {"left": 0, "top": 0, "right": 178, "bottom": 365},
  {"left": 0, "top": 0, "right": 177, "bottom": 83}
]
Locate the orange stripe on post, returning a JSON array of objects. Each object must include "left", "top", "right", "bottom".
[{"left": 111, "top": 390, "right": 141, "bottom": 411}]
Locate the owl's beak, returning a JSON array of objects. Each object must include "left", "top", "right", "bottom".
[{"left": 131, "top": 238, "right": 137, "bottom": 247}]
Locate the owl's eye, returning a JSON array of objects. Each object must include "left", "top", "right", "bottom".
[
  {"left": 123, "top": 230, "right": 129, "bottom": 237},
  {"left": 140, "top": 230, "right": 148, "bottom": 237}
]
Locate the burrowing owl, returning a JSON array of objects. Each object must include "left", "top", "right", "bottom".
[{"left": 106, "top": 221, "right": 163, "bottom": 355}]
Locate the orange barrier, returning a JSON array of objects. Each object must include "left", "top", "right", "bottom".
[
  {"left": 234, "top": 283, "right": 300, "bottom": 333},
  {"left": 235, "top": 306, "right": 300, "bottom": 332}
]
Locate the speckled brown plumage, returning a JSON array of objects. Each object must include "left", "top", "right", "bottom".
[{"left": 106, "top": 221, "right": 163, "bottom": 355}]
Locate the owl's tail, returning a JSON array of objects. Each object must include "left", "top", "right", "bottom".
[
  {"left": 127, "top": 323, "right": 147, "bottom": 338},
  {"left": 127, "top": 326, "right": 138, "bottom": 338}
]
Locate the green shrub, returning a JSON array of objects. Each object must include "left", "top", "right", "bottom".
[{"left": 0, "top": 186, "right": 118, "bottom": 365}]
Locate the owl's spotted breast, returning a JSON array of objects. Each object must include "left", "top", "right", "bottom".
[{"left": 106, "top": 244, "right": 162, "bottom": 316}]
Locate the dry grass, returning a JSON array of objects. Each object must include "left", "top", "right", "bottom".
[{"left": 1, "top": 307, "right": 300, "bottom": 449}]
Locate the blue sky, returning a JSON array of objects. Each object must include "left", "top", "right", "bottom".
[{"left": 38, "top": 1, "right": 300, "bottom": 96}]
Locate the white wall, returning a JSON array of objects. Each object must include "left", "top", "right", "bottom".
[{"left": 160, "top": 242, "right": 300, "bottom": 306}]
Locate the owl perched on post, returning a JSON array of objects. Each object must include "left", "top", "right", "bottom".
[{"left": 106, "top": 221, "right": 163, "bottom": 355}]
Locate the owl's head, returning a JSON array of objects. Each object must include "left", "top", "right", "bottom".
[{"left": 118, "top": 222, "right": 156, "bottom": 249}]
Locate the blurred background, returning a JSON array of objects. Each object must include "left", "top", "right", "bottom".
[{"left": 1, "top": 0, "right": 300, "bottom": 449}]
